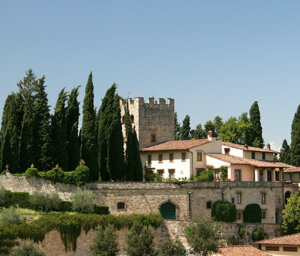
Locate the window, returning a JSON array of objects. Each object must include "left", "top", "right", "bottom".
[
  {"left": 206, "top": 201, "right": 212, "bottom": 209},
  {"left": 237, "top": 211, "right": 242, "bottom": 220},
  {"left": 215, "top": 171, "right": 220, "bottom": 179},
  {"left": 117, "top": 202, "right": 125, "bottom": 210},
  {"left": 150, "top": 134, "right": 156, "bottom": 142},
  {"left": 262, "top": 211, "right": 266, "bottom": 219},
  {"left": 252, "top": 152, "right": 255, "bottom": 159},
  {"left": 262, "top": 193, "right": 266, "bottom": 204},
  {"left": 157, "top": 169, "right": 164, "bottom": 177},
  {"left": 266, "top": 246, "right": 279, "bottom": 251},
  {"left": 158, "top": 154, "right": 163, "bottom": 162},
  {"left": 231, "top": 198, "right": 235, "bottom": 204},
  {"left": 262, "top": 152, "right": 266, "bottom": 160},
  {"left": 130, "top": 115, "right": 134, "bottom": 123},
  {"left": 275, "top": 171, "right": 280, "bottom": 181},
  {"left": 181, "top": 152, "right": 186, "bottom": 161},
  {"left": 283, "top": 247, "right": 297, "bottom": 252},
  {"left": 168, "top": 169, "right": 175, "bottom": 179},
  {"left": 224, "top": 148, "right": 230, "bottom": 155},
  {"left": 234, "top": 169, "right": 241, "bottom": 181},
  {"left": 147, "top": 155, "right": 152, "bottom": 164},
  {"left": 237, "top": 193, "right": 242, "bottom": 204},
  {"left": 259, "top": 170, "right": 264, "bottom": 181},
  {"left": 267, "top": 170, "right": 272, "bottom": 182},
  {"left": 169, "top": 153, "right": 174, "bottom": 162},
  {"left": 197, "top": 152, "right": 203, "bottom": 161}
]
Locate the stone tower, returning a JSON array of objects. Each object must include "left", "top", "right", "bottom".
[{"left": 120, "top": 97, "right": 175, "bottom": 148}]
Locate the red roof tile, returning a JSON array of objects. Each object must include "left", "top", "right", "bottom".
[
  {"left": 285, "top": 167, "right": 300, "bottom": 173},
  {"left": 222, "top": 141, "right": 278, "bottom": 153},
  {"left": 219, "top": 246, "right": 272, "bottom": 256},
  {"left": 141, "top": 139, "right": 210, "bottom": 151},
  {"left": 256, "top": 233, "right": 300, "bottom": 246},
  {"left": 207, "top": 153, "right": 293, "bottom": 168}
]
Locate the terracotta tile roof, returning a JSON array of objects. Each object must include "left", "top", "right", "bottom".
[
  {"left": 141, "top": 139, "right": 210, "bottom": 151},
  {"left": 222, "top": 141, "right": 278, "bottom": 153},
  {"left": 256, "top": 233, "right": 300, "bottom": 246},
  {"left": 219, "top": 246, "right": 272, "bottom": 256},
  {"left": 285, "top": 167, "right": 300, "bottom": 173},
  {"left": 207, "top": 153, "right": 293, "bottom": 168}
]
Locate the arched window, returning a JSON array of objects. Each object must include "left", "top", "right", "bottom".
[
  {"left": 160, "top": 201, "right": 176, "bottom": 220},
  {"left": 117, "top": 202, "right": 125, "bottom": 210},
  {"left": 130, "top": 115, "right": 134, "bottom": 123},
  {"left": 206, "top": 201, "right": 212, "bottom": 209},
  {"left": 285, "top": 191, "right": 291, "bottom": 205}
]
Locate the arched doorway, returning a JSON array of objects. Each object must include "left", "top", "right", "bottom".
[
  {"left": 160, "top": 201, "right": 176, "bottom": 220},
  {"left": 285, "top": 191, "right": 291, "bottom": 205}
]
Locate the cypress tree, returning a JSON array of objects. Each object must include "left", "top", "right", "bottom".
[
  {"left": 174, "top": 112, "right": 181, "bottom": 140},
  {"left": 66, "top": 87, "right": 80, "bottom": 171},
  {"left": 18, "top": 70, "right": 38, "bottom": 172},
  {"left": 290, "top": 105, "right": 300, "bottom": 166},
  {"left": 51, "top": 89, "right": 68, "bottom": 171},
  {"left": 0, "top": 94, "right": 20, "bottom": 172},
  {"left": 280, "top": 139, "right": 291, "bottom": 164},
  {"left": 249, "top": 101, "right": 264, "bottom": 148},
  {"left": 192, "top": 124, "right": 206, "bottom": 139},
  {"left": 80, "top": 73, "right": 97, "bottom": 180},
  {"left": 98, "top": 84, "right": 124, "bottom": 181},
  {"left": 32, "top": 77, "right": 52, "bottom": 171},
  {"left": 181, "top": 115, "right": 191, "bottom": 140},
  {"left": 124, "top": 101, "right": 143, "bottom": 181}
]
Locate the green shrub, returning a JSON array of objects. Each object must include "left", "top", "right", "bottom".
[
  {"left": 30, "top": 192, "right": 62, "bottom": 212},
  {"left": 243, "top": 204, "right": 262, "bottom": 223},
  {"left": 71, "top": 188, "right": 94, "bottom": 213},
  {"left": 10, "top": 242, "right": 46, "bottom": 256},
  {"left": 0, "top": 223, "right": 19, "bottom": 255},
  {"left": 89, "top": 224, "right": 119, "bottom": 256},
  {"left": 251, "top": 227, "right": 266, "bottom": 242},
  {"left": 73, "top": 165, "right": 90, "bottom": 185},
  {"left": 220, "top": 166, "right": 228, "bottom": 181},
  {"left": 0, "top": 186, "right": 6, "bottom": 206},
  {"left": 0, "top": 207, "right": 23, "bottom": 224},
  {"left": 24, "top": 168, "right": 40, "bottom": 178},
  {"left": 94, "top": 205, "right": 109, "bottom": 215},
  {"left": 60, "top": 201, "right": 73, "bottom": 212},
  {"left": 211, "top": 200, "right": 236, "bottom": 222},
  {"left": 159, "top": 237, "right": 185, "bottom": 256},
  {"left": 238, "top": 225, "right": 245, "bottom": 239},
  {"left": 44, "top": 193, "right": 62, "bottom": 212},
  {"left": 9, "top": 192, "right": 31, "bottom": 208},
  {"left": 145, "top": 172, "right": 163, "bottom": 182},
  {"left": 197, "top": 168, "right": 214, "bottom": 182}
]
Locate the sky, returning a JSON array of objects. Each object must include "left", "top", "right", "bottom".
[{"left": 1, "top": 0, "right": 300, "bottom": 150}]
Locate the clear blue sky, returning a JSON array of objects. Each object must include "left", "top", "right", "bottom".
[{"left": 1, "top": 0, "right": 300, "bottom": 150}]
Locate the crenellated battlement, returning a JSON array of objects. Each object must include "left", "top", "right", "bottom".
[{"left": 125, "top": 97, "right": 174, "bottom": 106}]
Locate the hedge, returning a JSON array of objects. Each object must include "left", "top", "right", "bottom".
[
  {"left": 252, "top": 227, "right": 266, "bottom": 242},
  {"left": 0, "top": 189, "right": 109, "bottom": 215},
  {"left": 243, "top": 204, "right": 262, "bottom": 223},
  {"left": 0, "top": 213, "right": 164, "bottom": 253},
  {"left": 24, "top": 165, "right": 90, "bottom": 186},
  {"left": 211, "top": 200, "right": 237, "bottom": 222}
]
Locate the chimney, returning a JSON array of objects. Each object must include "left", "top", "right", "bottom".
[
  {"left": 244, "top": 144, "right": 248, "bottom": 149},
  {"left": 267, "top": 144, "right": 271, "bottom": 150},
  {"left": 207, "top": 130, "right": 213, "bottom": 141}
]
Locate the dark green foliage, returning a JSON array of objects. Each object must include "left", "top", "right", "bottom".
[
  {"left": 249, "top": 101, "right": 264, "bottom": 148},
  {"left": 220, "top": 166, "right": 228, "bottom": 181},
  {"left": 290, "top": 105, "right": 300, "bottom": 166},
  {"left": 32, "top": 77, "right": 52, "bottom": 171},
  {"left": 0, "top": 213, "right": 163, "bottom": 253},
  {"left": 71, "top": 188, "right": 94, "bottom": 213},
  {"left": 29, "top": 192, "right": 62, "bottom": 212},
  {"left": 238, "top": 225, "right": 245, "bottom": 239},
  {"left": 89, "top": 224, "right": 119, "bottom": 256},
  {"left": 93, "top": 205, "right": 109, "bottom": 215},
  {"left": 158, "top": 237, "right": 185, "bottom": 256},
  {"left": 282, "top": 192, "right": 300, "bottom": 234},
  {"left": 243, "top": 204, "right": 262, "bottom": 223},
  {"left": 66, "top": 87, "right": 80, "bottom": 171},
  {"left": 0, "top": 94, "right": 20, "bottom": 172},
  {"left": 125, "top": 221, "right": 156, "bottom": 256},
  {"left": 181, "top": 115, "right": 191, "bottom": 140},
  {"left": 51, "top": 89, "right": 68, "bottom": 171},
  {"left": 211, "top": 200, "right": 236, "bottom": 222},
  {"left": 204, "top": 120, "right": 217, "bottom": 137},
  {"left": 251, "top": 228, "right": 266, "bottom": 242},
  {"left": 213, "top": 116, "right": 223, "bottom": 136},
  {"left": 24, "top": 168, "right": 40, "bottom": 178},
  {"left": 60, "top": 201, "right": 73, "bottom": 212},
  {"left": 174, "top": 112, "right": 181, "bottom": 140},
  {"left": 185, "top": 217, "right": 224, "bottom": 256},
  {"left": 191, "top": 124, "right": 206, "bottom": 139},
  {"left": 145, "top": 172, "right": 163, "bottom": 182},
  {"left": 280, "top": 139, "right": 291, "bottom": 164},
  {"left": 98, "top": 84, "right": 124, "bottom": 181},
  {"left": 10, "top": 242, "right": 46, "bottom": 256},
  {"left": 124, "top": 101, "right": 143, "bottom": 181},
  {"left": 81, "top": 73, "right": 98, "bottom": 180}
]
